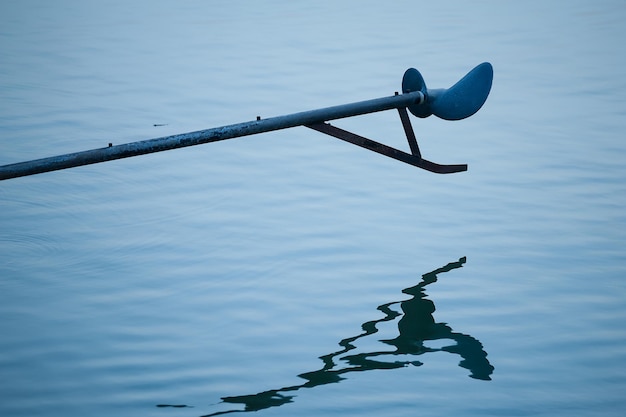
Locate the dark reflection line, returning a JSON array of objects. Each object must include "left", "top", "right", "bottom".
[{"left": 161, "top": 256, "right": 494, "bottom": 415}]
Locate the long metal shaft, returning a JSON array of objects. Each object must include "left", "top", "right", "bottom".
[{"left": 0, "top": 91, "right": 424, "bottom": 181}]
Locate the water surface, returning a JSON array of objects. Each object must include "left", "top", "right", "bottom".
[{"left": 1, "top": 1, "right": 625, "bottom": 416}]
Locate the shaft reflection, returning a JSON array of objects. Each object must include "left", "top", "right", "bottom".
[{"left": 177, "top": 257, "right": 493, "bottom": 415}]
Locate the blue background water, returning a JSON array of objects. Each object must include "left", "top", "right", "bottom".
[{"left": 1, "top": 1, "right": 625, "bottom": 416}]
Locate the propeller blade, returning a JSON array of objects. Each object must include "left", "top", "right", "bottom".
[{"left": 403, "top": 62, "right": 493, "bottom": 121}]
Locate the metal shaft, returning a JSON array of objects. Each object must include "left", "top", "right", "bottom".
[{"left": 0, "top": 91, "right": 424, "bottom": 181}]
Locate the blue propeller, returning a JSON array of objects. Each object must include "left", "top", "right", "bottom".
[
  {"left": 0, "top": 62, "right": 494, "bottom": 180},
  {"left": 402, "top": 62, "right": 493, "bottom": 121}
]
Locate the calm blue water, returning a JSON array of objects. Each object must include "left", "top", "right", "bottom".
[{"left": 1, "top": 1, "right": 626, "bottom": 416}]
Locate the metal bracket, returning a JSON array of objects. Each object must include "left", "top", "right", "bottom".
[{"left": 306, "top": 107, "right": 467, "bottom": 174}]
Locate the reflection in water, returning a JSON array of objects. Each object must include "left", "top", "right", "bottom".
[{"left": 167, "top": 257, "right": 493, "bottom": 415}]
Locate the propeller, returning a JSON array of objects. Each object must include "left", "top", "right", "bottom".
[
  {"left": 402, "top": 62, "right": 493, "bottom": 121},
  {"left": 0, "top": 62, "right": 494, "bottom": 180}
]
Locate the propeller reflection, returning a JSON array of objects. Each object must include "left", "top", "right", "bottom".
[{"left": 162, "top": 257, "right": 494, "bottom": 415}]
